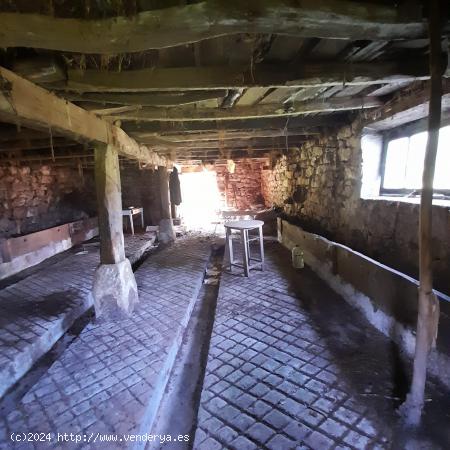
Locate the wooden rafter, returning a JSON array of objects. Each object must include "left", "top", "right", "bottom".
[
  {"left": 61, "top": 61, "right": 432, "bottom": 92},
  {"left": 150, "top": 137, "right": 307, "bottom": 151},
  {"left": 0, "top": 1, "right": 426, "bottom": 53},
  {"left": 105, "top": 96, "right": 381, "bottom": 122},
  {"left": 64, "top": 91, "right": 228, "bottom": 107},
  {"left": 0, "top": 137, "right": 76, "bottom": 152},
  {"left": 122, "top": 115, "right": 343, "bottom": 134},
  {"left": 365, "top": 80, "right": 450, "bottom": 130},
  {"left": 131, "top": 128, "right": 319, "bottom": 143},
  {"left": 0, "top": 66, "right": 166, "bottom": 166}
]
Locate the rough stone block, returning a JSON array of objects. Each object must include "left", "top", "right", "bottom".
[{"left": 92, "top": 258, "right": 139, "bottom": 321}]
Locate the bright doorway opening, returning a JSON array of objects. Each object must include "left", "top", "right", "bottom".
[{"left": 178, "top": 170, "right": 223, "bottom": 232}]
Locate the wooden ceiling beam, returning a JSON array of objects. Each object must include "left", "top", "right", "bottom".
[
  {"left": 61, "top": 61, "right": 431, "bottom": 92},
  {"left": 175, "top": 151, "right": 272, "bottom": 161},
  {"left": 64, "top": 91, "right": 228, "bottom": 106},
  {"left": 132, "top": 128, "right": 319, "bottom": 143},
  {"left": 0, "top": 138, "right": 77, "bottom": 152},
  {"left": 153, "top": 136, "right": 306, "bottom": 154},
  {"left": 0, "top": 128, "right": 53, "bottom": 142},
  {"left": 366, "top": 80, "right": 450, "bottom": 130},
  {"left": 106, "top": 96, "right": 381, "bottom": 122},
  {"left": 158, "top": 144, "right": 301, "bottom": 154},
  {"left": 0, "top": 66, "right": 166, "bottom": 166},
  {"left": 12, "top": 56, "right": 66, "bottom": 84},
  {"left": 0, "top": 1, "right": 425, "bottom": 53},
  {"left": 122, "top": 115, "right": 344, "bottom": 134},
  {"left": 79, "top": 104, "right": 143, "bottom": 116},
  {"left": 1, "top": 153, "right": 93, "bottom": 162}
]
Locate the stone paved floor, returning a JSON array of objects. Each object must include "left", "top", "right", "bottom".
[
  {"left": 0, "top": 239, "right": 211, "bottom": 449},
  {"left": 0, "top": 233, "right": 155, "bottom": 400},
  {"left": 194, "top": 241, "right": 450, "bottom": 450},
  {"left": 124, "top": 232, "right": 157, "bottom": 265}
]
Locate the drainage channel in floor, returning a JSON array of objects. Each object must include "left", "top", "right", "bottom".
[
  {"left": 0, "top": 240, "right": 160, "bottom": 417},
  {"left": 147, "top": 243, "right": 225, "bottom": 450}
]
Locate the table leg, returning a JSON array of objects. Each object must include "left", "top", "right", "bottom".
[
  {"left": 241, "top": 229, "right": 250, "bottom": 277},
  {"left": 258, "top": 226, "right": 265, "bottom": 271},
  {"left": 130, "top": 215, "right": 135, "bottom": 235},
  {"left": 226, "top": 228, "right": 234, "bottom": 271},
  {"left": 141, "top": 210, "right": 144, "bottom": 229},
  {"left": 246, "top": 229, "right": 251, "bottom": 261}
]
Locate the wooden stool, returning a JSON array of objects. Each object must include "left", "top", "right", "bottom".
[{"left": 224, "top": 220, "right": 264, "bottom": 277}]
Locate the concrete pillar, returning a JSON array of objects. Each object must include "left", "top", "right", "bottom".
[
  {"left": 92, "top": 144, "right": 138, "bottom": 320},
  {"left": 158, "top": 166, "right": 175, "bottom": 243}
]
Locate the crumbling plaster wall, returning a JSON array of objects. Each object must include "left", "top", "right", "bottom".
[
  {"left": 261, "top": 123, "right": 450, "bottom": 294},
  {"left": 215, "top": 160, "right": 266, "bottom": 210},
  {"left": 0, "top": 163, "right": 95, "bottom": 238}
]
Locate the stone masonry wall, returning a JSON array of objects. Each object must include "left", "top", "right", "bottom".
[
  {"left": 261, "top": 124, "right": 450, "bottom": 295},
  {"left": 215, "top": 160, "right": 266, "bottom": 210},
  {"left": 0, "top": 163, "right": 95, "bottom": 238},
  {"left": 121, "top": 166, "right": 162, "bottom": 226}
]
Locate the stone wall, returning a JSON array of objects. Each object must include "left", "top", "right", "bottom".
[
  {"left": 261, "top": 124, "right": 450, "bottom": 294},
  {"left": 120, "top": 166, "right": 162, "bottom": 226},
  {"left": 215, "top": 160, "right": 266, "bottom": 210},
  {"left": 0, "top": 163, "right": 96, "bottom": 238}
]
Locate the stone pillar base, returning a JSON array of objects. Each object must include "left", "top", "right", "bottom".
[
  {"left": 92, "top": 258, "right": 139, "bottom": 321},
  {"left": 159, "top": 218, "right": 176, "bottom": 244}
]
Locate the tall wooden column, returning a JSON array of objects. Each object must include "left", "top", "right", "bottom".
[
  {"left": 158, "top": 166, "right": 175, "bottom": 243},
  {"left": 401, "top": 0, "right": 443, "bottom": 426},
  {"left": 95, "top": 143, "right": 125, "bottom": 264},
  {"left": 92, "top": 144, "right": 139, "bottom": 320}
]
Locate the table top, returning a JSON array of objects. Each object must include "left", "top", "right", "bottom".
[
  {"left": 121, "top": 207, "right": 143, "bottom": 215},
  {"left": 224, "top": 220, "right": 264, "bottom": 230}
]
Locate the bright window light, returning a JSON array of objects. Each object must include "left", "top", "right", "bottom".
[
  {"left": 405, "top": 131, "right": 427, "bottom": 189},
  {"left": 382, "top": 124, "right": 450, "bottom": 192},
  {"left": 435, "top": 125, "right": 450, "bottom": 189},
  {"left": 383, "top": 137, "right": 409, "bottom": 189}
]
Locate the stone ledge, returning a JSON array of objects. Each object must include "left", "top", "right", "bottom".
[
  {"left": 362, "top": 196, "right": 450, "bottom": 208},
  {"left": 0, "top": 217, "right": 98, "bottom": 280},
  {"left": 278, "top": 218, "right": 450, "bottom": 390}
]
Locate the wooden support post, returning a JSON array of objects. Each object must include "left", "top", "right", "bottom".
[
  {"left": 92, "top": 144, "right": 139, "bottom": 320},
  {"left": 170, "top": 203, "right": 177, "bottom": 220},
  {"left": 401, "top": 0, "right": 443, "bottom": 426},
  {"left": 95, "top": 144, "right": 125, "bottom": 264},
  {"left": 158, "top": 166, "right": 175, "bottom": 243}
]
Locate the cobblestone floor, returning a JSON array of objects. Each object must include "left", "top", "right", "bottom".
[
  {"left": 124, "top": 232, "right": 157, "bottom": 265},
  {"left": 0, "top": 233, "right": 155, "bottom": 400},
  {"left": 0, "top": 239, "right": 211, "bottom": 449},
  {"left": 194, "top": 241, "right": 450, "bottom": 450}
]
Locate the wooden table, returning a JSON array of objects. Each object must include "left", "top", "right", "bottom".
[
  {"left": 122, "top": 207, "right": 144, "bottom": 235},
  {"left": 224, "top": 219, "right": 264, "bottom": 277}
]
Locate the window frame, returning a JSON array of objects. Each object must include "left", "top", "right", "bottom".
[{"left": 379, "top": 118, "right": 450, "bottom": 199}]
